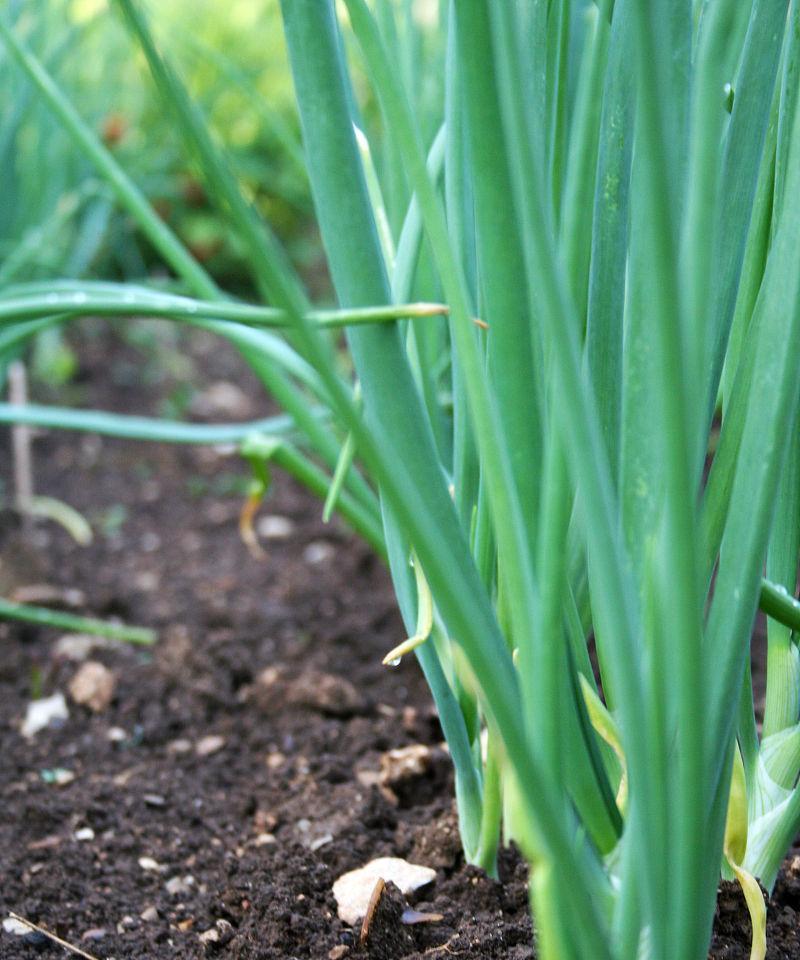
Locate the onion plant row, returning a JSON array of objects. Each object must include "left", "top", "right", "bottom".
[{"left": 2, "top": 1, "right": 800, "bottom": 957}]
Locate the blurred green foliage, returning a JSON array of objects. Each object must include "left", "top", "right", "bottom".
[{"left": 1, "top": 0, "right": 318, "bottom": 293}]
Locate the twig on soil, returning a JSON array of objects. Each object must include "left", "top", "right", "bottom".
[
  {"left": 8, "top": 912, "right": 103, "bottom": 960},
  {"left": 359, "top": 876, "right": 385, "bottom": 946},
  {"left": 421, "top": 933, "right": 465, "bottom": 955}
]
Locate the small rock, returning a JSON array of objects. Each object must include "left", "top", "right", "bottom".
[
  {"left": 81, "top": 927, "right": 107, "bottom": 941},
  {"left": 199, "top": 927, "right": 220, "bottom": 946},
  {"left": 252, "top": 833, "right": 276, "bottom": 846},
  {"left": 199, "top": 919, "right": 233, "bottom": 947},
  {"left": 303, "top": 540, "right": 335, "bottom": 565},
  {"left": 168, "top": 738, "right": 193, "bottom": 754},
  {"left": 107, "top": 727, "right": 127, "bottom": 743},
  {"left": 28, "top": 835, "right": 62, "bottom": 851},
  {"left": 401, "top": 909, "right": 444, "bottom": 925},
  {"left": 54, "top": 633, "right": 99, "bottom": 661},
  {"left": 328, "top": 947, "right": 350, "bottom": 959},
  {"left": 143, "top": 794, "right": 166, "bottom": 808},
  {"left": 380, "top": 745, "right": 433, "bottom": 786},
  {"left": 215, "top": 920, "right": 234, "bottom": 945},
  {"left": 140, "top": 906, "right": 159, "bottom": 922},
  {"left": 40, "top": 767, "right": 75, "bottom": 786},
  {"left": 138, "top": 857, "right": 162, "bottom": 872},
  {"left": 14, "top": 585, "right": 85, "bottom": 607},
  {"left": 255, "top": 666, "right": 366, "bottom": 717},
  {"left": 196, "top": 735, "right": 225, "bottom": 757},
  {"left": 165, "top": 875, "right": 195, "bottom": 896},
  {"left": 256, "top": 515, "right": 295, "bottom": 539},
  {"left": 332, "top": 857, "right": 436, "bottom": 925},
  {"left": 3, "top": 917, "right": 30, "bottom": 936},
  {"left": 133, "top": 570, "right": 159, "bottom": 592},
  {"left": 22, "top": 692, "right": 68, "bottom": 737},
  {"left": 74, "top": 828, "right": 95, "bottom": 841},
  {"left": 116, "top": 916, "right": 135, "bottom": 933},
  {"left": 69, "top": 661, "right": 116, "bottom": 712},
  {"left": 310, "top": 833, "right": 333, "bottom": 851}
]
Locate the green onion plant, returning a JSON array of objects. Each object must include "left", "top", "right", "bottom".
[{"left": 2, "top": 1, "right": 800, "bottom": 957}]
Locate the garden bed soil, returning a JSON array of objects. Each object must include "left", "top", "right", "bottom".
[{"left": 2, "top": 322, "right": 800, "bottom": 958}]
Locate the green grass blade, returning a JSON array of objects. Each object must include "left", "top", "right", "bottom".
[
  {"left": 0, "top": 598, "right": 155, "bottom": 645},
  {"left": 585, "top": 0, "right": 633, "bottom": 484},
  {"left": 706, "top": 0, "right": 789, "bottom": 411},
  {"left": 0, "top": 402, "right": 299, "bottom": 443}
]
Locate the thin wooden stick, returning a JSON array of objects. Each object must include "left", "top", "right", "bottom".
[{"left": 8, "top": 912, "right": 103, "bottom": 960}]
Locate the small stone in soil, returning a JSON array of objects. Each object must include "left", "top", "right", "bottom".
[
  {"left": 252, "top": 832, "right": 276, "bottom": 846},
  {"left": 21, "top": 692, "right": 68, "bottom": 737},
  {"left": 143, "top": 793, "right": 166, "bottom": 807},
  {"left": 333, "top": 857, "right": 436, "bottom": 926},
  {"left": 54, "top": 633, "right": 99, "bottom": 662},
  {"left": 379, "top": 744, "right": 433, "bottom": 786},
  {"left": 81, "top": 927, "right": 107, "bottom": 941},
  {"left": 257, "top": 515, "right": 295, "bottom": 539},
  {"left": 255, "top": 666, "right": 366, "bottom": 717},
  {"left": 74, "top": 828, "right": 95, "bottom": 841},
  {"left": 140, "top": 906, "right": 159, "bottom": 922},
  {"left": 195, "top": 734, "right": 225, "bottom": 756},
  {"left": 138, "top": 857, "right": 162, "bottom": 872},
  {"left": 69, "top": 661, "right": 116, "bottom": 712},
  {"left": 3, "top": 917, "right": 30, "bottom": 936},
  {"left": 303, "top": 540, "right": 335, "bottom": 564},
  {"left": 401, "top": 909, "right": 444, "bottom": 925},
  {"left": 39, "top": 767, "right": 75, "bottom": 786},
  {"left": 165, "top": 875, "right": 195, "bottom": 896}
]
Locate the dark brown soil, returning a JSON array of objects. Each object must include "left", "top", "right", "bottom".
[{"left": 1, "top": 322, "right": 799, "bottom": 959}]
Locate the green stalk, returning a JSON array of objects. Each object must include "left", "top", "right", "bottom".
[
  {"left": 763, "top": 402, "right": 800, "bottom": 738},
  {"left": 452, "top": 0, "right": 543, "bottom": 546},
  {"left": 585, "top": 0, "right": 633, "bottom": 484},
  {"left": 0, "top": 403, "right": 299, "bottom": 442},
  {"left": 705, "top": 0, "right": 789, "bottom": 428},
  {"left": 0, "top": 598, "right": 154, "bottom": 645},
  {"left": 628, "top": 1, "right": 705, "bottom": 952},
  {"left": 0, "top": 283, "right": 450, "bottom": 329},
  {"left": 559, "top": 3, "right": 608, "bottom": 326},
  {"left": 703, "top": 72, "right": 800, "bottom": 898}
]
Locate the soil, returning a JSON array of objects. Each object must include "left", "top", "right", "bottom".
[{"left": 1, "top": 321, "right": 800, "bottom": 959}]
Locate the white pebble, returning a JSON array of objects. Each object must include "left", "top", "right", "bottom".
[
  {"left": 333, "top": 857, "right": 436, "bottom": 925},
  {"left": 256, "top": 515, "right": 295, "bottom": 539},
  {"left": 21, "top": 693, "right": 68, "bottom": 737}
]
